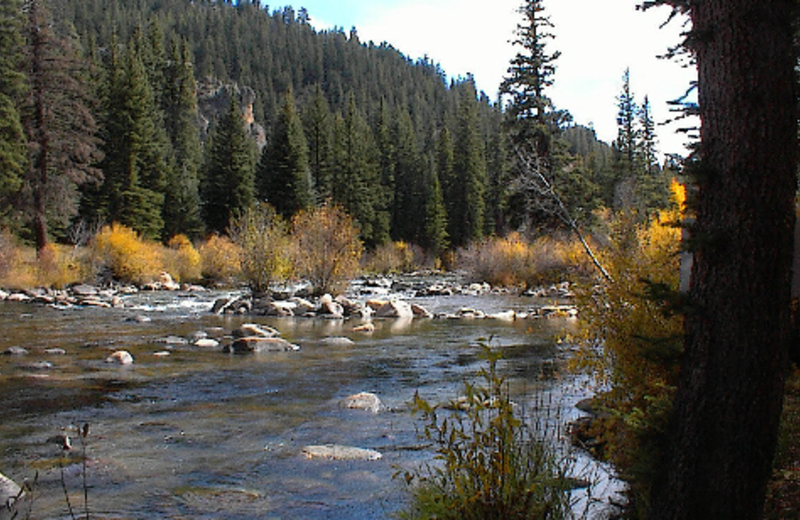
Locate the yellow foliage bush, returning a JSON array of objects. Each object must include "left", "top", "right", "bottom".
[
  {"left": 229, "top": 204, "right": 291, "bottom": 295},
  {"left": 91, "top": 223, "right": 164, "bottom": 285},
  {"left": 291, "top": 205, "right": 363, "bottom": 295},
  {"left": 363, "top": 241, "right": 420, "bottom": 274},
  {"left": 164, "top": 234, "right": 202, "bottom": 283},
  {"left": 36, "top": 243, "right": 86, "bottom": 289},
  {"left": 197, "top": 234, "right": 242, "bottom": 285},
  {"left": 571, "top": 182, "right": 685, "bottom": 513},
  {"left": 460, "top": 233, "right": 593, "bottom": 288}
]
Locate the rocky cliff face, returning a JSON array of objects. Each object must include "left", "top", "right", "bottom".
[{"left": 197, "top": 77, "right": 267, "bottom": 151}]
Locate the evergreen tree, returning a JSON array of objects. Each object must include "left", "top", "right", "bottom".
[
  {"left": 162, "top": 38, "right": 203, "bottom": 239},
  {"left": 302, "top": 84, "right": 333, "bottom": 202},
  {"left": 202, "top": 92, "right": 256, "bottom": 234},
  {"left": 330, "top": 93, "right": 389, "bottom": 247},
  {"left": 96, "top": 40, "right": 171, "bottom": 239},
  {"left": 256, "top": 87, "right": 312, "bottom": 219},
  {"left": 22, "top": 0, "right": 102, "bottom": 252},
  {"left": 500, "top": 0, "right": 562, "bottom": 160},
  {"left": 390, "top": 106, "right": 424, "bottom": 242},
  {"left": 448, "top": 80, "right": 487, "bottom": 247},
  {"left": 422, "top": 150, "right": 448, "bottom": 260},
  {"left": 0, "top": 0, "right": 27, "bottom": 221}
]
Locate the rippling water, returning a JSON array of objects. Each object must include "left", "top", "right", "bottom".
[{"left": 0, "top": 282, "right": 621, "bottom": 519}]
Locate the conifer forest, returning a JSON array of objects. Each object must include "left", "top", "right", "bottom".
[{"left": 0, "top": 0, "right": 672, "bottom": 256}]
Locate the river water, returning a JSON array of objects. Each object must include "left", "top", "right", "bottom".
[{"left": 0, "top": 280, "right": 622, "bottom": 519}]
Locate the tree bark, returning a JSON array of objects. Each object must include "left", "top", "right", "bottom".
[{"left": 649, "top": 1, "right": 797, "bottom": 519}]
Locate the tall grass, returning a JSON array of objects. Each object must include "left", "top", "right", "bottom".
[{"left": 398, "top": 346, "right": 575, "bottom": 520}]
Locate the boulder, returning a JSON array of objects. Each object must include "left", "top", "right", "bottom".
[
  {"left": 225, "top": 337, "right": 299, "bottom": 353},
  {"left": 6, "top": 293, "right": 31, "bottom": 303},
  {"left": 334, "top": 295, "right": 362, "bottom": 316},
  {"left": 106, "top": 350, "right": 134, "bottom": 365},
  {"left": 319, "top": 337, "right": 355, "bottom": 347},
  {"left": 352, "top": 322, "right": 375, "bottom": 333},
  {"left": 365, "top": 299, "right": 388, "bottom": 311},
  {"left": 3, "top": 347, "right": 28, "bottom": 356},
  {"left": 289, "top": 297, "right": 315, "bottom": 314},
  {"left": 0, "top": 471, "right": 22, "bottom": 518},
  {"left": 318, "top": 295, "right": 344, "bottom": 318},
  {"left": 302, "top": 444, "right": 382, "bottom": 461},
  {"left": 194, "top": 338, "right": 220, "bottom": 349},
  {"left": 44, "top": 348, "right": 67, "bottom": 355},
  {"left": 410, "top": 303, "right": 433, "bottom": 319},
  {"left": 70, "top": 284, "right": 99, "bottom": 297},
  {"left": 0, "top": 289, "right": 7, "bottom": 300},
  {"left": 375, "top": 300, "right": 414, "bottom": 319},
  {"left": 487, "top": 310, "right": 516, "bottom": 321},
  {"left": 266, "top": 301, "right": 295, "bottom": 317},
  {"left": 341, "top": 392, "right": 382, "bottom": 413},
  {"left": 153, "top": 351, "right": 171, "bottom": 358},
  {"left": 233, "top": 323, "right": 279, "bottom": 339},
  {"left": 158, "top": 336, "right": 189, "bottom": 346}
]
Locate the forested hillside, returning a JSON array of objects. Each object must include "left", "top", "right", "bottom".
[{"left": 0, "top": 0, "right": 670, "bottom": 258}]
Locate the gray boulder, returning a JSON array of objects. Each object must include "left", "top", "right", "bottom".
[
  {"left": 225, "top": 337, "right": 299, "bottom": 353},
  {"left": 233, "top": 323, "right": 279, "bottom": 338},
  {"left": 302, "top": 444, "right": 382, "bottom": 461},
  {"left": 341, "top": 392, "right": 381, "bottom": 413},
  {"left": 375, "top": 300, "right": 414, "bottom": 319}
]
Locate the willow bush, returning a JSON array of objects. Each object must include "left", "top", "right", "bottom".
[{"left": 398, "top": 346, "right": 574, "bottom": 520}]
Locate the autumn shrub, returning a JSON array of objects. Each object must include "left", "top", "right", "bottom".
[
  {"left": 229, "top": 203, "right": 291, "bottom": 295},
  {"left": 163, "top": 234, "right": 202, "bottom": 283},
  {"left": 197, "top": 234, "right": 242, "bottom": 286},
  {"left": 459, "top": 233, "right": 534, "bottom": 287},
  {"left": 36, "top": 243, "right": 86, "bottom": 289},
  {"left": 90, "top": 223, "right": 163, "bottom": 285},
  {"left": 291, "top": 204, "right": 362, "bottom": 296},
  {"left": 362, "top": 241, "right": 420, "bottom": 274},
  {"left": 398, "top": 346, "right": 574, "bottom": 520},
  {"left": 0, "top": 229, "right": 15, "bottom": 280},
  {"left": 570, "top": 180, "right": 686, "bottom": 516}
]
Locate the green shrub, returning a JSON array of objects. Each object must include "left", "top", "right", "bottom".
[{"left": 398, "top": 346, "right": 574, "bottom": 520}]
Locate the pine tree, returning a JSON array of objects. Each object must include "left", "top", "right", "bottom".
[
  {"left": 202, "top": 92, "right": 256, "bottom": 234},
  {"left": 500, "top": 0, "right": 562, "bottom": 160},
  {"left": 97, "top": 40, "right": 171, "bottom": 239},
  {"left": 302, "top": 84, "right": 333, "bottom": 202},
  {"left": 422, "top": 151, "right": 448, "bottom": 260},
  {"left": 0, "top": 0, "right": 27, "bottom": 220},
  {"left": 390, "top": 106, "right": 424, "bottom": 242},
  {"left": 330, "top": 93, "right": 389, "bottom": 247},
  {"left": 449, "top": 80, "right": 487, "bottom": 247},
  {"left": 22, "top": 0, "right": 102, "bottom": 252},
  {"left": 162, "top": 38, "right": 203, "bottom": 239},
  {"left": 256, "top": 87, "right": 312, "bottom": 219}
]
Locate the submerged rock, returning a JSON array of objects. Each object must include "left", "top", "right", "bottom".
[
  {"left": 302, "top": 444, "right": 382, "bottom": 461},
  {"left": 224, "top": 337, "right": 299, "bottom": 353},
  {"left": 341, "top": 392, "right": 382, "bottom": 413},
  {"left": 233, "top": 323, "right": 279, "bottom": 339},
  {"left": 319, "top": 337, "right": 355, "bottom": 347}
]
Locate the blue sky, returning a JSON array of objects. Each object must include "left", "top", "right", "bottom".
[{"left": 281, "top": 0, "right": 696, "bottom": 156}]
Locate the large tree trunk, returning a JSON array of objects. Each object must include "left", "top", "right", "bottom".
[{"left": 649, "top": 1, "right": 797, "bottom": 519}]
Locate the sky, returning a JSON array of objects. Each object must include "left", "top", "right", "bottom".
[{"left": 282, "top": 0, "right": 697, "bottom": 157}]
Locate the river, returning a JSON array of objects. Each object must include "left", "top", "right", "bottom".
[{"left": 0, "top": 278, "right": 622, "bottom": 519}]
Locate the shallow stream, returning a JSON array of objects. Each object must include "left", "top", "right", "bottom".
[{"left": 0, "top": 279, "right": 621, "bottom": 519}]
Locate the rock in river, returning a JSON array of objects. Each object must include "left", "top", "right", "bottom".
[
  {"left": 302, "top": 444, "right": 382, "bottom": 461},
  {"left": 106, "top": 350, "right": 134, "bottom": 365},
  {"left": 224, "top": 337, "right": 299, "bottom": 353},
  {"left": 341, "top": 392, "right": 382, "bottom": 413}
]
